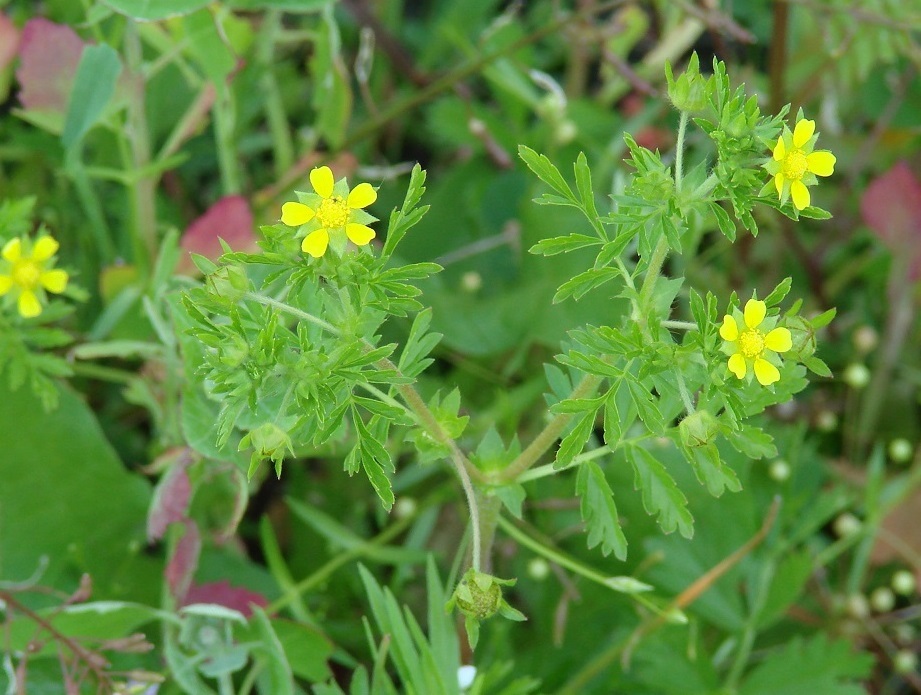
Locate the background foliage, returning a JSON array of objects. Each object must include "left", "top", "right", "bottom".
[{"left": 1, "top": 1, "right": 920, "bottom": 693}]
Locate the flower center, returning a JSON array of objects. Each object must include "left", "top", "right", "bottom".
[
  {"left": 738, "top": 329, "right": 765, "bottom": 359},
  {"left": 12, "top": 260, "right": 40, "bottom": 289},
  {"left": 782, "top": 149, "right": 808, "bottom": 181},
  {"left": 315, "top": 196, "right": 350, "bottom": 229}
]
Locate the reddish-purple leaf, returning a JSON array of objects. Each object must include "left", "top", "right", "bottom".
[
  {"left": 15, "top": 18, "right": 86, "bottom": 113},
  {"left": 165, "top": 520, "right": 201, "bottom": 601},
  {"left": 182, "top": 581, "right": 269, "bottom": 618},
  {"left": 147, "top": 451, "right": 194, "bottom": 542},
  {"left": 179, "top": 196, "right": 256, "bottom": 274},
  {"left": 861, "top": 162, "right": 921, "bottom": 281},
  {"left": 0, "top": 14, "right": 20, "bottom": 72}
]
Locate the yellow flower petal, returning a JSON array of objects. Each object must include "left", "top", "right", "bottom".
[
  {"left": 754, "top": 358, "right": 780, "bottom": 386},
  {"left": 301, "top": 229, "right": 329, "bottom": 258},
  {"left": 807, "top": 151, "right": 836, "bottom": 177},
  {"left": 764, "top": 327, "right": 792, "bottom": 353},
  {"left": 793, "top": 119, "right": 815, "bottom": 148},
  {"left": 345, "top": 223, "right": 375, "bottom": 246},
  {"left": 347, "top": 183, "right": 377, "bottom": 209},
  {"left": 743, "top": 299, "right": 766, "bottom": 329},
  {"left": 281, "top": 202, "right": 316, "bottom": 227},
  {"left": 0, "top": 275, "right": 12, "bottom": 295},
  {"left": 728, "top": 353, "right": 747, "bottom": 379},
  {"left": 310, "top": 166, "right": 335, "bottom": 199},
  {"left": 32, "top": 236, "right": 59, "bottom": 261},
  {"left": 790, "top": 179, "right": 810, "bottom": 210},
  {"left": 18, "top": 290, "right": 41, "bottom": 318},
  {"left": 2, "top": 238, "right": 22, "bottom": 263},
  {"left": 40, "top": 269, "right": 68, "bottom": 294},
  {"left": 774, "top": 172, "right": 785, "bottom": 198},
  {"left": 773, "top": 136, "right": 785, "bottom": 161},
  {"left": 719, "top": 315, "right": 739, "bottom": 341}
]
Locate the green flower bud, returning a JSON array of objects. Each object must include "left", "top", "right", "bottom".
[
  {"left": 679, "top": 409, "right": 719, "bottom": 448},
  {"left": 843, "top": 363, "right": 870, "bottom": 389},
  {"left": 870, "top": 586, "right": 895, "bottom": 613},
  {"left": 447, "top": 568, "right": 525, "bottom": 649},
  {"left": 239, "top": 423, "right": 293, "bottom": 478},
  {"left": 888, "top": 438, "right": 913, "bottom": 463},
  {"left": 894, "top": 650, "right": 918, "bottom": 675},
  {"left": 892, "top": 569, "right": 917, "bottom": 596},
  {"left": 207, "top": 264, "right": 250, "bottom": 302},
  {"left": 665, "top": 53, "right": 709, "bottom": 114}
]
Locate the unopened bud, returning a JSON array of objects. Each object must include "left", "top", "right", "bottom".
[
  {"left": 842, "top": 363, "right": 870, "bottom": 389},
  {"left": 888, "top": 438, "right": 913, "bottom": 464}
]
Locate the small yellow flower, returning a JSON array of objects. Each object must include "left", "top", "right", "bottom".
[
  {"left": 0, "top": 235, "right": 69, "bottom": 318},
  {"left": 280, "top": 166, "right": 377, "bottom": 258},
  {"left": 719, "top": 298, "right": 792, "bottom": 386},
  {"left": 764, "top": 116, "right": 836, "bottom": 211}
]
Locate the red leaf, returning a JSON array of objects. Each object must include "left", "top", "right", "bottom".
[
  {"left": 146, "top": 451, "right": 194, "bottom": 542},
  {"left": 861, "top": 162, "right": 921, "bottom": 281},
  {"left": 182, "top": 580, "right": 269, "bottom": 618},
  {"left": 0, "top": 14, "right": 20, "bottom": 72},
  {"left": 165, "top": 520, "right": 201, "bottom": 601},
  {"left": 15, "top": 18, "right": 86, "bottom": 113},
  {"left": 179, "top": 196, "right": 257, "bottom": 274}
]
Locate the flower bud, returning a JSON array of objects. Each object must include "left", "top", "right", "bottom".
[
  {"left": 207, "top": 264, "right": 250, "bottom": 302},
  {"left": 665, "top": 53, "right": 709, "bottom": 114},
  {"left": 239, "top": 423, "right": 293, "bottom": 478},
  {"left": 870, "top": 586, "right": 895, "bottom": 613},
  {"left": 453, "top": 570, "right": 504, "bottom": 620},
  {"left": 843, "top": 363, "right": 870, "bottom": 389},
  {"left": 768, "top": 459, "right": 791, "bottom": 482},
  {"left": 679, "top": 409, "right": 719, "bottom": 448},
  {"left": 893, "top": 650, "right": 918, "bottom": 675},
  {"left": 833, "top": 513, "right": 861, "bottom": 538},
  {"left": 852, "top": 325, "right": 878, "bottom": 353},
  {"left": 527, "top": 558, "right": 550, "bottom": 581},
  {"left": 892, "top": 570, "right": 917, "bottom": 596},
  {"left": 844, "top": 593, "right": 869, "bottom": 620},
  {"left": 888, "top": 438, "right": 913, "bottom": 464}
]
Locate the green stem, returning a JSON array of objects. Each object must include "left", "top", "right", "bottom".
[
  {"left": 267, "top": 511, "right": 416, "bottom": 614},
  {"left": 124, "top": 21, "right": 158, "bottom": 273},
  {"left": 213, "top": 87, "right": 242, "bottom": 194},
  {"left": 663, "top": 320, "right": 698, "bottom": 331},
  {"left": 257, "top": 10, "right": 294, "bottom": 178},
  {"left": 243, "top": 291, "right": 486, "bottom": 570},
  {"left": 498, "top": 373, "right": 605, "bottom": 483},
  {"left": 674, "top": 111, "right": 688, "bottom": 194},
  {"left": 218, "top": 674, "right": 234, "bottom": 695}
]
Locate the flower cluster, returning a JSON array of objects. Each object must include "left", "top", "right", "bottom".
[
  {"left": 280, "top": 166, "right": 377, "bottom": 258},
  {"left": 0, "top": 235, "right": 68, "bottom": 318},
  {"left": 764, "top": 116, "right": 836, "bottom": 211},
  {"left": 720, "top": 298, "right": 792, "bottom": 386}
]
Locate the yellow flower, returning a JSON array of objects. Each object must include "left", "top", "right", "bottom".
[
  {"left": 280, "top": 166, "right": 377, "bottom": 258},
  {"left": 719, "top": 298, "right": 792, "bottom": 386},
  {"left": 764, "top": 117, "right": 836, "bottom": 211},
  {"left": 0, "top": 235, "right": 69, "bottom": 318}
]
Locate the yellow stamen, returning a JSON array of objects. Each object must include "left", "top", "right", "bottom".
[
  {"left": 12, "top": 260, "right": 40, "bottom": 289},
  {"left": 782, "top": 149, "right": 808, "bottom": 181},
  {"left": 738, "top": 329, "right": 765, "bottom": 359},
  {"left": 315, "top": 196, "right": 350, "bottom": 229}
]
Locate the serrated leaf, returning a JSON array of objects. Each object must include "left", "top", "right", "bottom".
[
  {"left": 626, "top": 380, "right": 666, "bottom": 433},
  {"left": 709, "top": 201, "right": 736, "bottom": 241},
  {"left": 576, "top": 460, "right": 627, "bottom": 559},
  {"left": 724, "top": 425, "right": 777, "bottom": 459},
  {"left": 738, "top": 634, "right": 872, "bottom": 695},
  {"left": 763, "top": 277, "right": 792, "bottom": 307},
  {"left": 553, "top": 267, "right": 620, "bottom": 303},
  {"left": 682, "top": 442, "right": 741, "bottom": 497},
  {"left": 555, "top": 410, "right": 597, "bottom": 468},
  {"left": 518, "top": 145, "right": 576, "bottom": 200},
  {"left": 529, "top": 234, "right": 600, "bottom": 256},
  {"left": 628, "top": 445, "right": 694, "bottom": 538}
]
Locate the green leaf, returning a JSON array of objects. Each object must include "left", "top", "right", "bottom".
[
  {"left": 682, "top": 442, "right": 741, "bottom": 497},
  {"left": 709, "top": 201, "right": 736, "bottom": 241},
  {"left": 518, "top": 145, "right": 576, "bottom": 200},
  {"left": 797, "top": 205, "right": 833, "bottom": 220},
  {"left": 739, "top": 635, "right": 873, "bottom": 695},
  {"left": 574, "top": 152, "right": 599, "bottom": 220},
  {"left": 182, "top": 8, "right": 237, "bottom": 86},
  {"left": 554, "top": 410, "right": 597, "bottom": 468},
  {"left": 626, "top": 379, "right": 666, "bottom": 433},
  {"left": 811, "top": 307, "right": 837, "bottom": 329},
  {"left": 757, "top": 551, "right": 812, "bottom": 629},
  {"left": 576, "top": 460, "right": 628, "bottom": 559},
  {"left": 529, "top": 234, "right": 601, "bottom": 256},
  {"left": 62, "top": 44, "right": 122, "bottom": 149},
  {"left": 227, "top": 0, "right": 329, "bottom": 9},
  {"left": 724, "top": 424, "right": 777, "bottom": 459},
  {"left": 627, "top": 445, "right": 694, "bottom": 538},
  {"left": 0, "top": 381, "right": 154, "bottom": 594},
  {"left": 552, "top": 267, "right": 620, "bottom": 303},
  {"left": 248, "top": 608, "right": 296, "bottom": 695},
  {"left": 309, "top": 5, "right": 352, "bottom": 148},
  {"left": 102, "top": 0, "right": 209, "bottom": 20},
  {"left": 763, "top": 277, "right": 792, "bottom": 307},
  {"left": 803, "top": 355, "right": 832, "bottom": 377}
]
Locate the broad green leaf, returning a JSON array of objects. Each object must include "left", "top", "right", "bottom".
[
  {"left": 739, "top": 635, "right": 873, "bottom": 695},
  {"left": 576, "top": 460, "right": 628, "bottom": 559},
  {"left": 628, "top": 445, "right": 694, "bottom": 538},
  {"left": 0, "top": 381, "right": 154, "bottom": 594},
  {"left": 102, "top": 0, "right": 210, "bottom": 20},
  {"left": 182, "top": 8, "right": 237, "bottom": 86},
  {"left": 62, "top": 44, "right": 122, "bottom": 149}
]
